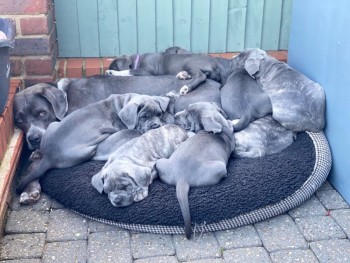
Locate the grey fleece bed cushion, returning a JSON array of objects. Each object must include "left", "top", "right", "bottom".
[{"left": 40, "top": 131, "right": 331, "bottom": 235}]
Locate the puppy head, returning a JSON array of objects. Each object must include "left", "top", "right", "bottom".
[
  {"left": 175, "top": 102, "right": 232, "bottom": 134},
  {"left": 118, "top": 95, "right": 170, "bottom": 133},
  {"left": 164, "top": 46, "right": 191, "bottom": 54},
  {"left": 92, "top": 161, "right": 152, "bottom": 207},
  {"left": 230, "top": 48, "right": 268, "bottom": 78},
  {"left": 108, "top": 55, "right": 133, "bottom": 71},
  {"left": 14, "top": 83, "right": 68, "bottom": 150}
]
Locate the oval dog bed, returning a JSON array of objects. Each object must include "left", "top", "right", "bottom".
[{"left": 40, "top": 131, "right": 331, "bottom": 235}]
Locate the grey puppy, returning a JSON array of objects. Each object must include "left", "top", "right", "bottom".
[
  {"left": 233, "top": 115, "right": 296, "bottom": 158},
  {"left": 221, "top": 68, "right": 272, "bottom": 131},
  {"left": 106, "top": 53, "right": 230, "bottom": 95},
  {"left": 14, "top": 75, "right": 220, "bottom": 150},
  {"left": 156, "top": 102, "right": 235, "bottom": 238},
  {"left": 17, "top": 93, "right": 169, "bottom": 204},
  {"left": 230, "top": 48, "right": 326, "bottom": 132},
  {"left": 91, "top": 124, "right": 189, "bottom": 207}
]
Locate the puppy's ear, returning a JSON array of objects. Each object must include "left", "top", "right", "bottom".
[
  {"left": 40, "top": 86, "right": 68, "bottom": 120},
  {"left": 118, "top": 103, "right": 138, "bottom": 130},
  {"left": 91, "top": 172, "right": 104, "bottom": 194},
  {"left": 201, "top": 116, "right": 223, "bottom": 133},
  {"left": 244, "top": 58, "right": 260, "bottom": 77},
  {"left": 154, "top": 96, "right": 170, "bottom": 112}
]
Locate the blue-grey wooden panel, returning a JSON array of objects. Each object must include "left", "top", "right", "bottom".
[
  {"left": 55, "top": 0, "right": 292, "bottom": 57},
  {"left": 98, "top": 0, "right": 120, "bottom": 56},
  {"left": 55, "top": 0, "right": 80, "bottom": 57},
  {"left": 77, "top": 0, "right": 99, "bottom": 57},
  {"left": 137, "top": 0, "right": 156, "bottom": 53}
]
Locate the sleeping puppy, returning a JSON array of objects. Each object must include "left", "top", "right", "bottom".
[
  {"left": 156, "top": 102, "right": 235, "bottom": 238},
  {"left": 91, "top": 124, "right": 189, "bottom": 207},
  {"left": 17, "top": 93, "right": 169, "bottom": 204},
  {"left": 14, "top": 75, "right": 219, "bottom": 150},
  {"left": 220, "top": 68, "right": 272, "bottom": 131},
  {"left": 106, "top": 53, "right": 230, "bottom": 95},
  {"left": 230, "top": 48, "right": 326, "bottom": 132},
  {"left": 233, "top": 115, "right": 296, "bottom": 158}
]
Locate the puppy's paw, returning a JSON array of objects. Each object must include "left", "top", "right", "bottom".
[
  {"left": 134, "top": 188, "right": 148, "bottom": 202},
  {"left": 176, "top": 71, "right": 192, "bottom": 80},
  {"left": 105, "top": 70, "right": 116, "bottom": 75},
  {"left": 19, "top": 190, "right": 41, "bottom": 205},
  {"left": 179, "top": 85, "right": 189, "bottom": 95},
  {"left": 29, "top": 150, "right": 41, "bottom": 162}
]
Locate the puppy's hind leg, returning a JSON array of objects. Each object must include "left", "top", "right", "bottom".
[
  {"left": 179, "top": 69, "right": 207, "bottom": 95},
  {"left": 176, "top": 71, "right": 192, "bottom": 80}
]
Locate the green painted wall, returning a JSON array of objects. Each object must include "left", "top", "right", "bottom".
[{"left": 55, "top": 0, "right": 292, "bottom": 57}]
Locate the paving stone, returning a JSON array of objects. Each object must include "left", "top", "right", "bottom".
[
  {"left": 0, "top": 233, "right": 45, "bottom": 260},
  {"left": 310, "top": 239, "right": 350, "bottom": 263},
  {"left": 42, "top": 240, "right": 87, "bottom": 263},
  {"left": 254, "top": 214, "right": 307, "bottom": 252},
  {"left": 186, "top": 259, "right": 224, "bottom": 263},
  {"left": 270, "top": 249, "right": 318, "bottom": 263},
  {"left": 215, "top": 225, "right": 262, "bottom": 249},
  {"left": 87, "top": 230, "right": 132, "bottom": 263},
  {"left": 88, "top": 220, "right": 123, "bottom": 233},
  {"left": 134, "top": 256, "right": 179, "bottom": 263},
  {"left": 331, "top": 209, "right": 350, "bottom": 238},
  {"left": 173, "top": 233, "right": 220, "bottom": 261},
  {"left": 317, "top": 180, "right": 334, "bottom": 192},
  {"left": 223, "top": 247, "right": 271, "bottom": 263},
  {"left": 0, "top": 260, "right": 41, "bottom": 263},
  {"left": 46, "top": 209, "right": 88, "bottom": 242},
  {"left": 316, "top": 189, "right": 350, "bottom": 209},
  {"left": 289, "top": 195, "right": 327, "bottom": 218},
  {"left": 5, "top": 210, "right": 49, "bottom": 234},
  {"left": 50, "top": 198, "right": 65, "bottom": 209},
  {"left": 131, "top": 233, "right": 175, "bottom": 259},
  {"left": 10, "top": 193, "right": 51, "bottom": 211},
  {"left": 295, "top": 215, "right": 346, "bottom": 241}
]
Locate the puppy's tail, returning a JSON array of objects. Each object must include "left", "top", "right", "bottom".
[{"left": 176, "top": 179, "right": 192, "bottom": 239}]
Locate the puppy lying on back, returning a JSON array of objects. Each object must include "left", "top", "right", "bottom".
[
  {"left": 17, "top": 93, "right": 169, "bottom": 204},
  {"left": 91, "top": 124, "right": 189, "bottom": 207},
  {"left": 221, "top": 68, "right": 272, "bottom": 131},
  {"left": 156, "top": 102, "right": 235, "bottom": 238},
  {"left": 106, "top": 52, "right": 230, "bottom": 95}
]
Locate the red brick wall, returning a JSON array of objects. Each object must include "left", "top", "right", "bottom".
[{"left": 0, "top": 0, "right": 57, "bottom": 87}]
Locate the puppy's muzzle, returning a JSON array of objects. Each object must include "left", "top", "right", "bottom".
[{"left": 28, "top": 134, "right": 41, "bottom": 147}]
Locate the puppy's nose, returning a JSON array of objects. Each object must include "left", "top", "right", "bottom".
[{"left": 28, "top": 134, "right": 41, "bottom": 145}]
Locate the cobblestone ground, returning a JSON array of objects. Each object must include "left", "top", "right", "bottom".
[{"left": 1, "top": 180, "right": 350, "bottom": 263}]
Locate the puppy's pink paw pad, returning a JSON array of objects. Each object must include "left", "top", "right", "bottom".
[
  {"left": 179, "top": 85, "right": 189, "bottom": 95},
  {"left": 176, "top": 71, "right": 191, "bottom": 80}
]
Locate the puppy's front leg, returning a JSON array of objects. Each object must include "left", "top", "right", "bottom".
[{"left": 19, "top": 180, "right": 41, "bottom": 205}]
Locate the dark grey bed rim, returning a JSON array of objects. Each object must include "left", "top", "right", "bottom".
[{"left": 73, "top": 131, "right": 332, "bottom": 235}]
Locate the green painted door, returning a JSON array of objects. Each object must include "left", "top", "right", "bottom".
[{"left": 55, "top": 0, "right": 292, "bottom": 57}]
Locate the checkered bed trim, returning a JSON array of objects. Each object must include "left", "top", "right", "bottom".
[{"left": 74, "top": 132, "right": 332, "bottom": 235}]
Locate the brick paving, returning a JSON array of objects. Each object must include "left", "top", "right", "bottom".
[{"left": 1, "top": 180, "right": 350, "bottom": 262}]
